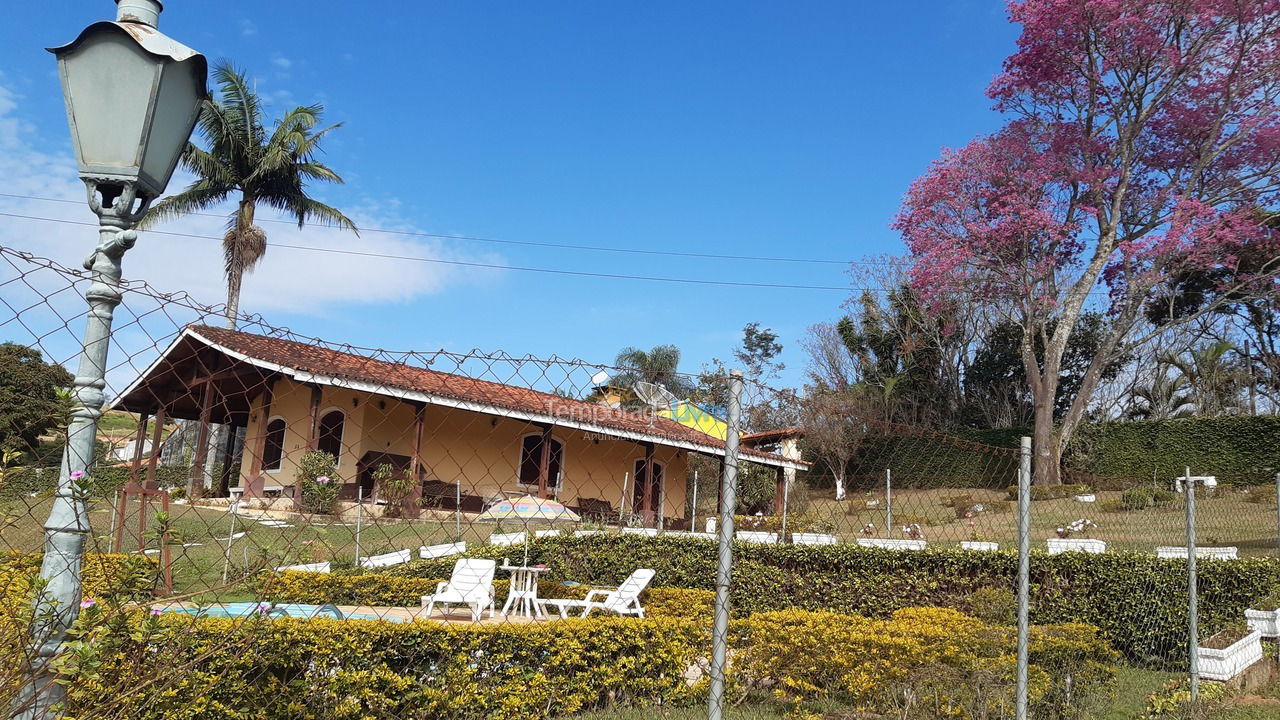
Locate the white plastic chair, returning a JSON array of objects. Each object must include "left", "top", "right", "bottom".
[
  {"left": 488, "top": 531, "right": 527, "bottom": 546},
  {"left": 422, "top": 558, "right": 497, "bottom": 621},
  {"left": 358, "top": 548, "right": 413, "bottom": 568},
  {"left": 544, "top": 568, "right": 655, "bottom": 618},
  {"left": 419, "top": 542, "right": 466, "bottom": 559}
]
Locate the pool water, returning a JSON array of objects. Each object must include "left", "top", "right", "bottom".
[{"left": 162, "top": 603, "right": 405, "bottom": 622}]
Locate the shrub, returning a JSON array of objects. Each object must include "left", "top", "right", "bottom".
[
  {"left": 966, "top": 586, "right": 1017, "bottom": 625},
  {"left": 60, "top": 613, "right": 707, "bottom": 720},
  {"left": 1099, "top": 499, "right": 1127, "bottom": 513},
  {"left": 1150, "top": 488, "right": 1177, "bottom": 507},
  {"left": 295, "top": 450, "right": 340, "bottom": 515},
  {"left": 0, "top": 553, "right": 157, "bottom": 602},
  {"left": 1122, "top": 487, "right": 1154, "bottom": 511},
  {"left": 1006, "top": 484, "right": 1091, "bottom": 501},
  {"left": 732, "top": 607, "right": 1117, "bottom": 719},
  {"left": 386, "top": 534, "right": 1280, "bottom": 666}
]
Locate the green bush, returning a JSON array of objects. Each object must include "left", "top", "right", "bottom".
[
  {"left": 61, "top": 613, "right": 707, "bottom": 720},
  {"left": 1005, "top": 484, "right": 1091, "bottom": 501},
  {"left": 295, "top": 450, "right": 340, "bottom": 515},
  {"left": 0, "top": 463, "right": 186, "bottom": 499},
  {"left": 1149, "top": 488, "right": 1177, "bottom": 507},
  {"left": 1121, "top": 487, "right": 1154, "bottom": 510},
  {"left": 386, "top": 534, "right": 1280, "bottom": 666},
  {"left": 965, "top": 586, "right": 1018, "bottom": 625},
  {"left": 1068, "top": 416, "right": 1280, "bottom": 485}
]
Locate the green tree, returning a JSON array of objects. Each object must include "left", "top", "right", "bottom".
[
  {"left": 1163, "top": 342, "right": 1246, "bottom": 417},
  {"left": 0, "top": 343, "right": 73, "bottom": 454},
  {"left": 613, "top": 344, "right": 691, "bottom": 397},
  {"left": 141, "top": 63, "right": 357, "bottom": 327}
]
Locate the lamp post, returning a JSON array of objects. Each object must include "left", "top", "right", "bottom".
[{"left": 14, "top": 3, "right": 205, "bottom": 718}]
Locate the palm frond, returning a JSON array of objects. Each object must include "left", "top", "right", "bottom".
[
  {"left": 279, "top": 196, "right": 358, "bottom": 233},
  {"left": 137, "top": 182, "right": 232, "bottom": 229}
]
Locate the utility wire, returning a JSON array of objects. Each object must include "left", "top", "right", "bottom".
[
  {"left": 0, "top": 211, "right": 853, "bottom": 292},
  {"left": 0, "top": 192, "right": 873, "bottom": 266}
]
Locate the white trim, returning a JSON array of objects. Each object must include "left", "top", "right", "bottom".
[
  {"left": 119, "top": 328, "right": 807, "bottom": 471},
  {"left": 515, "top": 431, "right": 567, "bottom": 493}
]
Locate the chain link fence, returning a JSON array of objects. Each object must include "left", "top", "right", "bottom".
[{"left": 2, "top": 244, "right": 1278, "bottom": 720}]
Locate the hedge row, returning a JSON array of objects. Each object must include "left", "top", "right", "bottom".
[
  {"left": 1067, "top": 415, "right": 1280, "bottom": 485},
  {"left": 56, "top": 613, "right": 708, "bottom": 720},
  {"left": 385, "top": 534, "right": 1280, "bottom": 665},
  {"left": 0, "top": 464, "right": 188, "bottom": 499},
  {"left": 0, "top": 552, "right": 157, "bottom": 602}
]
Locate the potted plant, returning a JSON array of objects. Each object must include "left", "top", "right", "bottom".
[
  {"left": 1245, "top": 589, "right": 1280, "bottom": 638},
  {"left": 1047, "top": 519, "right": 1105, "bottom": 554},
  {"left": 1196, "top": 624, "right": 1264, "bottom": 681},
  {"left": 960, "top": 520, "right": 997, "bottom": 552}
]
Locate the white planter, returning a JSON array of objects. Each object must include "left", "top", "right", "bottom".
[
  {"left": 1156, "top": 546, "right": 1238, "bottom": 560},
  {"left": 791, "top": 533, "right": 839, "bottom": 546},
  {"left": 1046, "top": 538, "right": 1106, "bottom": 555},
  {"left": 857, "top": 538, "right": 926, "bottom": 551},
  {"left": 1074, "top": 494, "right": 1097, "bottom": 503},
  {"left": 736, "top": 531, "right": 779, "bottom": 544},
  {"left": 1196, "top": 629, "right": 1263, "bottom": 681},
  {"left": 1245, "top": 608, "right": 1280, "bottom": 638},
  {"left": 960, "top": 541, "right": 999, "bottom": 552}
]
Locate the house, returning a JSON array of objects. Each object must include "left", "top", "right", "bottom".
[{"left": 111, "top": 325, "right": 806, "bottom": 527}]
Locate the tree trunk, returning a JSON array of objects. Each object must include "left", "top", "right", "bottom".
[{"left": 225, "top": 269, "right": 242, "bottom": 330}]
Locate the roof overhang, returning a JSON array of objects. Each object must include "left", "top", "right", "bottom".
[{"left": 111, "top": 327, "right": 809, "bottom": 471}]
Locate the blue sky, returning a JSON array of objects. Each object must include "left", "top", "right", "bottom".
[{"left": 0, "top": 1, "right": 1016, "bottom": 390}]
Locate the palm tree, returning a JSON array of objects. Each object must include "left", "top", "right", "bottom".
[
  {"left": 613, "top": 344, "right": 692, "bottom": 398},
  {"left": 1162, "top": 341, "right": 1246, "bottom": 417},
  {"left": 1128, "top": 364, "right": 1195, "bottom": 420},
  {"left": 141, "top": 63, "right": 357, "bottom": 327}
]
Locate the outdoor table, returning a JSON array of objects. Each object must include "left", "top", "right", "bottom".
[{"left": 500, "top": 563, "right": 550, "bottom": 618}]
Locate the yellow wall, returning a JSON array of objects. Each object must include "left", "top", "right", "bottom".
[{"left": 239, "top": 378, "right": 690, "bottom": 520}]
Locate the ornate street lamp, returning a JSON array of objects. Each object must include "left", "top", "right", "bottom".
[{"left": 15, "top": 3, "right": 205, "bottom": 718}]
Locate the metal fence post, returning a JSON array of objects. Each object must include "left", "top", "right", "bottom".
[
  {"left": 1184, "top": 466, "right": 1199, "bottom": 703},
  {"left": 707, "top": 370, "right": 743, "bottom": 720},
  {"left": 885, "top": 468, "right": 893, "bottom": 537},
  {"left": 1016, "top": 436, "right": 1031, "bottom": 720}
]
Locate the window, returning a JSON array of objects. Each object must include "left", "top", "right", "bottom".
[
  {"left": 262, "top": 417, "right": 286, "bottom": 471},
  {"left": 518, "top": 433, "right": 564, "bottom": 491},
  {"left": 317, "top": 410, "right": 345, "bottom": 462}
]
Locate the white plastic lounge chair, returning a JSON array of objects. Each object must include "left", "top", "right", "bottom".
[
  {"left": 488, "top": 531, "right": 526, "bottom": 546},
  {"left": 358, "top": 548, "right": 413, "bottom": 568},
  {"left": 543, "top": 568, "right": 655, "bottom": 619},
  {"left": 422, "top": 558, "right": 497, "bottom": 621},
  {"left": 419, "top": 542, "right": 466, "bottom": 559}
]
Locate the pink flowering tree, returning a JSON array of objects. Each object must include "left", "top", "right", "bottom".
[{"left": 896, "top": 0, "right": 1280, "bottom": 484}]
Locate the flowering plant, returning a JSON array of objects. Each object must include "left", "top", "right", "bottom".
[
  {"left": 296, "top": 451, "right": 340, "bottom": 515},
  {"left": 1056, "top": 518, "right": 1097, "bottom": 539}
]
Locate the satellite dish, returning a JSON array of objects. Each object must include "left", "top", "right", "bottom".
[
  {"left": 633, "top": 381, "right": 679, "bottom": 408},
  {"left": 590, "top": 370, "right": 611, "bottom": 386}
]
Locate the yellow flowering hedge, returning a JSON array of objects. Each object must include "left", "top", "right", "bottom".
[
  {"left": 732, "top": 608, "right": 1118, "bottom": 719},
  {"left": 59, "top": 614, "right": 708, "bottom": 720}
]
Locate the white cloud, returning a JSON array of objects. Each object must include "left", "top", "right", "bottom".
[
  {"left": 0, "top": 83, "right": 504, "bottom": 321},
  {"left": 239, "top": 19, "right": 257, "bottom": 37},
  {"left": 270, "top": 55, "right": 292, "bottom": 71}
]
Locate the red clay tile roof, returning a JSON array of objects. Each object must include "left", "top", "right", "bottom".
[
  {"left": 741, "top": 426, "right": 804, "bottom": 446},
  {"left": 186, "top": 325, "right": 802, "bottom": 468}
]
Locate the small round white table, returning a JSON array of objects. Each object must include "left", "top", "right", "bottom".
[{"left": 500, "top": 564, "right": 550, "bottom": 618}]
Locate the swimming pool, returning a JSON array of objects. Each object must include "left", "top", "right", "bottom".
[{"left": 161, "top": 603, "right": 405, "bottom": 622}]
